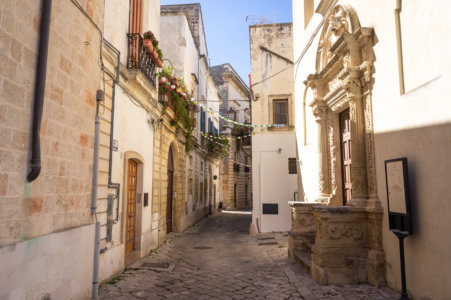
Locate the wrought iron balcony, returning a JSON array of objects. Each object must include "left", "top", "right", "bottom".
[{"left": 127, "top": 33, "right": 157, "bottom": 88}]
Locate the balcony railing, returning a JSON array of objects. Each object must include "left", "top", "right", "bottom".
[{"left": 127, "top": 33, "right": 157, "bottom": 88}]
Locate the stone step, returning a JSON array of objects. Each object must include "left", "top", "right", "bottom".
[{"left": 293, "top": 249, "right": 312, "bottom": 274}]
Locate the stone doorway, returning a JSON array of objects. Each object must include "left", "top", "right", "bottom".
[{"left": 289, "top": 4, "right": 385, "bottom": 287}]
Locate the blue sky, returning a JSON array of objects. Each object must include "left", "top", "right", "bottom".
[{"left": 160, "top": 0, "right": 293, "bottom": 85}]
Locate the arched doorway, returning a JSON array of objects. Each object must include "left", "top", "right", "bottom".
[{"left": 166, "top": 147, "right": 174, "bottom": 233}]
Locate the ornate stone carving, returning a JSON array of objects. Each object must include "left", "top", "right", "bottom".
[
  {"left": 364, "top": 95, "right": 377, "bottom": 197},
  {"left": 327, "top": 117, "right": 337, "bottom": 195},
  {"left": 316, "top": 5, "right": 361, "bottom": 73},
  {"left": 343, "top": 77, "right": 362, "bottom": 99},
  {"left": 330, "top": 6, "right": 350, "bottom": 37},
  {"left": 327, "top": 223, "right": 363, "bottom": 240},
  {"left": 312, "top": 105, "right": 325, "bottom": 120}
]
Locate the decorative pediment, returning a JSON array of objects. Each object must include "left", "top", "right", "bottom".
[{"left": 316, "top": 5, "right": 361, "bottom": 73}]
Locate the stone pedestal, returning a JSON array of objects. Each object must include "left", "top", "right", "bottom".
[
  {"left": 288, "top": 202, "right": 325, "bottom": 273},
  {"left": 310, "top": 206, "right": 385, "bottom": 286}
]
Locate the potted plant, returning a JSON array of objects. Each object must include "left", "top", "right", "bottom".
[{"left": 143, "top": 30, "right": 163, "bottom": 67}]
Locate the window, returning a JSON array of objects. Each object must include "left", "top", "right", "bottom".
[
  {"left": 288, "top": 158, "right": 297, "bottom": 174},
  {"left": 200, "top": 111, "right": 206, "bottom": 133},
  {"left": 273, "top": 99, "right": 288, "bottom": 126}
]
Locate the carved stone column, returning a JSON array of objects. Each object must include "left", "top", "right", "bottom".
[
  {"left": 344, "top": 76, "right": 368, "bottom": 206},
  {"left": 311, "top": 99, "right": 330, "bottom": 203}
]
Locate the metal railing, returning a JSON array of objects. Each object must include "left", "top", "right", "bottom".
[{"left": 127, "top": 33, "right": 157, "bottom": 87}]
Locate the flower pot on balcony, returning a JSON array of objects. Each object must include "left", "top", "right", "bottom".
[
  {"left": 143, "top": 39, "right": 163, "bottom": 68},
  {"left": 143, "top": 39, "right": 154, "bottom": 54},
  {"left": 172, "top": 77, "right": 180, "bottom": 87}
]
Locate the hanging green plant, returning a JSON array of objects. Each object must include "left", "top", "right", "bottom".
[{"left": 206, "top": 135, "right": 230, "bottom": 158}]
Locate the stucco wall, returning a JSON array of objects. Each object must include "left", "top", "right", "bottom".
[
  {"left": 292, "top": 0, "right": 451, "bottom": 298},
  {"left": 250, "top": 23, "right": 297, "bottom": 232},
  {"left": 0, "top": 224, "right": 95, "bottom": 300}
]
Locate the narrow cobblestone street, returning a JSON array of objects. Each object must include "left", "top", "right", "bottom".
[{"left": 99, "top": 211, "right": 399, "bottom": 299}]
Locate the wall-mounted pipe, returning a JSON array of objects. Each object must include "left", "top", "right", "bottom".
[
  {"left": 394, "top": 0, "right": 405, "bottom": 95},
  {"left": 102, "top": 39, "right": 121, "bottom": 222},
  {"left": 91, "top": 91, "right": 103, "bottom": 214},
  {"left": 92, "top": 222, "right": 100, "bottom": 299},
  {"left": 302, "top": 81, "right": 311, "bottom": 146},
  {"left": 27, "top": 0, "right": 52, "bottom": 182}
]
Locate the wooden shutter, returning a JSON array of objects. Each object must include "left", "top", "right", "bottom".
[
  {"left": 130, "top": 0, "right": 142, "bottom": 35},
  {"left": 288, "top": 158, "right": 297, "bottom": 174},
  {"left": 273, "top": 99, "right": 288, "bottom": 125}
]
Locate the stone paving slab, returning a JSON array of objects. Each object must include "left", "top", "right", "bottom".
[{"left": 99, "top": 212, "right": 400, "bottom": 299}]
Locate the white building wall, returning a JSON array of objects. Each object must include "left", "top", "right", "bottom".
[
  {"left": 250, "top": 23, "right": 297, "bottom": 232},
  {"left": 252, "top": 134, "right": 297, "bottom": 232},
  {"left": 293, "top": 0, "right": 451, "bottom": 298}
]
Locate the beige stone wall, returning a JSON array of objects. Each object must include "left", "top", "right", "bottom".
[
  {"left": 220, "top": 139, "right": 252, "bottom": 210},
  {"left": 151, "top": 109, "right": 188, "bottom": 245},
  {"left": 0, "top": 0, "right": 104, "bottom": 298},
  {"left": 0, "top": 0, "right": 103, "bottom": 242}
]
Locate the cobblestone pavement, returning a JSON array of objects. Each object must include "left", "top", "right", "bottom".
[{"left": 99, "top": 211, "right": 400, "bottom": 299}]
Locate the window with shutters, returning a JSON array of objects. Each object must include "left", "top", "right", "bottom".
[
  {"left": 200, "top": 111, "right": 206, "bottom": 133},
  {"left": 288, "top": 158, "right": 297, "bottom": 174},
  {"left": 273, "top": 99, "right": 288, "bottom": 126}
]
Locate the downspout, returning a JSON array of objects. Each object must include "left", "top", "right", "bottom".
[
  {"left": 394, "top": 0, "right": 405, "bottom": 95},
  {"left": 302, "top": 81, "right": 311, "bottom": 146},
  {"left": 27, "top": 0, "right": 52, "bottom": 182},
  {"left": 106, "top": 41, "right": 121, "bottom": 222},
  {"left": 91, "top": 91, "right": 103, "bottom": 300}
]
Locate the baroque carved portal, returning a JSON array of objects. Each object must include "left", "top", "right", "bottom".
[{"left": 307, "top": 4, "right": 377, "bottom": 207}]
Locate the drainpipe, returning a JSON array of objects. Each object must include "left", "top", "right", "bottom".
[
  {"left": 27, "top": 0, "right": 52, "bottom": 182},
  {"left": 91, "top": 91, "right": 103, "bottom": 213},
  {"left": 394, "top": 0, "right": 405, "bottom": 95},
  {"left": 92, "top": 222, "right": 101, "bottom": 299},
  {"left": 103, "top": 39, "right": 121, "bottom": 222}
]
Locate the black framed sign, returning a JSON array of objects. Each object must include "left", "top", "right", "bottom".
[{"left": 385, "top": 157, "right": 412, "bottom": 234}]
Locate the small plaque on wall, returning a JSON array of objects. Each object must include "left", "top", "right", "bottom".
[{"left": 262, "top": 203, "right": 278, "bottom": 215}]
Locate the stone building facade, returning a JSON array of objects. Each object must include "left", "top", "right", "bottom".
[
  {"left": 249, "top": 23, "right": 298, "bottom": 232},
  {"left": 160, "top": 4, "right": 221, "bottom": 224},
  {"left": 0, "top": 0, "right": 104, "bottom": 298},
  {"left": 0, "top": 1, "right": 223, "bottom": 298},
  {"left": 211, "top": 64, "right": 252, "bottom": 210},
  {"left": 291, "top": 0, "right": 451, "bottom": 299}
]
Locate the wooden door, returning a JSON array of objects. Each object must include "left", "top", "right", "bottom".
[
  {"left": 126, "top": 159, "right": 137, "bottom": 253},
  {"left": 340, "top": 109, "right": 352, "bottom": 205},
  {"left": 166, "top": 148, "right": 174, "bottom": 233}
]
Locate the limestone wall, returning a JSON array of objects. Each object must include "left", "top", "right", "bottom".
[{"left": 0, "top": 0, "right": 104, "bottom": 297}]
